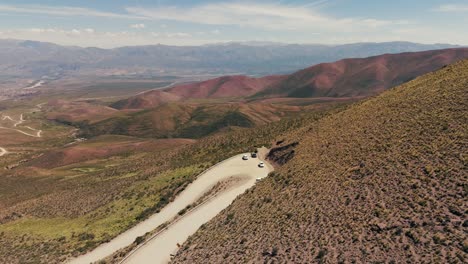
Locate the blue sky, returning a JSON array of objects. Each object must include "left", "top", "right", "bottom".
[{"left": 0, "top": 0, "right": 467, "bottom": 48}]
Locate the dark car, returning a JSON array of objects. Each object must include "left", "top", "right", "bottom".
[{"left": 251, "top": 152, "right": 257, "bottom": 158}]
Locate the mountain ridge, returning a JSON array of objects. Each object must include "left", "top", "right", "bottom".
[
  {"left": 0, "top": 39, "right": 461, "bottom": 78},
  {"left": 113, "top": 48, "right": 468, "bottom": 109}
]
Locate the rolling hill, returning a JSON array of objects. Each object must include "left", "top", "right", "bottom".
[
  {"left": 172, "top": 60, "right": 468, "bottom": 263},
  {"left": 113, "top": 48, "right": 468, "bottom": 110},
  {"left": 166, "top": 75, "right": 286, "bottom": 99},
  {"left": 52, "top": 48, "right": 468, "bottom": 142},
  {"left": 79, "top": 102, "right": 302, "bottom": 139},
  {"left": 256, "top": 48, "right": 468, "bottom": 98}
]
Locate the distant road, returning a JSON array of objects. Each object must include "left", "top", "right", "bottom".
[
  {"left": 25, "top": 80, "right": 45, "bottom": 89},
  {"left": 135, "top": 81, "right": 178, "bottom": 95},
  {"left": 68, "top": 151, "right": 273, "bottom": 264},
  {"left": 0, "top": 147, "right": 7, "bottom": 157}
]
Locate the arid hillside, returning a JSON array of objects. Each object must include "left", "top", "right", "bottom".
[
  {"left": 77, "top": 102, "right": 302, "bottom": 139},
  {"left": 0, "top": 100, "right": 330, "bottom": 263},
  {"left": 46, "top": 99, "right": 122, "bottom": 123},
  {"left": 166, "top": 75, "right": 286, "bottom": 99},
  {"left": 254, "top": 48, "right": 468, "bottom": 98},
  {"left": 173, "top": 60, "right": 468, "bottom": 263}
]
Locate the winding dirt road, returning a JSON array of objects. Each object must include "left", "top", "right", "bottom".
[
  {"left": 68, "top": 151, "right": 273, "bottom": 264},
  {"left": 0, "top": 113, "right": 42, "bottom": 138}
]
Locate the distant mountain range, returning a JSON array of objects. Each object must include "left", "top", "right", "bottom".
[
  {"left": 114, "top": 48, "right": 468, "bottom": 109},
  {"left": 0, "top": 39, "right": 461, "bottom": 78}
]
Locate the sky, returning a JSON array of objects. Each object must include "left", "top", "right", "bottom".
[{"left": 0, "top": 0, "right": 467, "bottom": 48}]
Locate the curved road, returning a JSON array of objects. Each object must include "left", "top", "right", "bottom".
[
  {"left": 68, "top": 152, "right": 273, "bottom": 264},
  {"left": 0, "top": 147, "right": 7, "bottom": 157},
  {"left": 1, "top": 112, "right": 42, "bottom": 158}
]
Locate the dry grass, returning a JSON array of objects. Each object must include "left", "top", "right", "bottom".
[{"left": 173, "top": 60, "right": 468, "bottom": 263}]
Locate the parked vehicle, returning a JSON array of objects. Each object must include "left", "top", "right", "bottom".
[
  {"left": 258, "top": 162, "right": 265, "bottom": 168},
  {"left": 251, "top": 152, "right": 257, "bottom": 158},
  {"left": 242, "top": 155, "right": 248, "bottom": 160}
]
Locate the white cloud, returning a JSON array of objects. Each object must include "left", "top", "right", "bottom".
[
  {"left": 26, "top": 28, "right": 95, "bottom": 35},
  {"left": 166, "top": 32, "right": 192, "bottom": 38},
  {"left": 130, "top": 23, "right": 145, "bottom": 29},
  {"left": 0, "top": 3, "right": 466, "bottom": 47},
  {"left": 125, "top": 3, "right": 401, "bottom": 32},
  {"left": 0, "top": 4, "right": 147, "bottom": 20},
  {"left": 0, "top": 28, "right": 204, "bottom": 48},
  {"left": 434, "top": 4, "right": 468, "bottom": 12}
]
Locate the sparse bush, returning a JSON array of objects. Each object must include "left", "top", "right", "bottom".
[{"left": 134, "top": 236, "right": 144, "bottom": 245}]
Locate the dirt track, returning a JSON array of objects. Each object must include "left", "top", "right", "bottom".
[
  {"left": 68, "top": 151, "right": 273, "bottom": 264},
  {"left": 0, "top": 113, "right": 42, "bottom": 138}
]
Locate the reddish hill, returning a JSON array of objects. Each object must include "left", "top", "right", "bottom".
[
  {"left": 255, "top": 48, "right": 468, "bottom": 98},
  {"left": 166, "top": 75, "right": 286, "bottom": 99},
  {"left": 111, "top": 90, "right": 181, "bottom": 110}
]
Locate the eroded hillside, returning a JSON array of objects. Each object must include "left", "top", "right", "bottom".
[{"left": 173, "top": 60, "right": 468, "bottom": 263}]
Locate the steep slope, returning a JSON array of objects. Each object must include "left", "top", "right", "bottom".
[
  {"left": 255, "top": 48, "right": 468, "bottom": 98},
  {"left": 173, "top": 60, "right": 468, "bottom": 263}
]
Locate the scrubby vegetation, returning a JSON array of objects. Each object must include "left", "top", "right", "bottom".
[
  {"left": 3, "top": 54, "right": 465, "bottom": 264},
  {"left": 173, "top": 60, "right": 468, "bottom": 263},
  {"left": 74, "top": 103, "right": 239, "bottom": 138},
  {"left": 0, "top": 98, "right": 341, "bottom": 263},
  {"left": 74, "top": 102, "right": 304, "bottom": 139}
]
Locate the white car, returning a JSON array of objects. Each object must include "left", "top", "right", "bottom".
[
  {"left": 242, "top": 155, "right": 248, "bottom": 160},
  {"left": 258, "top": 162, "right": 265, "bottom": 168}
]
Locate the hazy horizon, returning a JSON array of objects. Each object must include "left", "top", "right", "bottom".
[
  {"left": 1, "top": 0, "right": 467, "bottom": 48},
  {"left": 0, "top": 37, "right": 463, "bottom": 49}
]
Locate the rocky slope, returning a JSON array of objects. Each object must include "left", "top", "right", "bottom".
[{"left": 172, "top": 60, "right": 468, "bottom": 263}]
